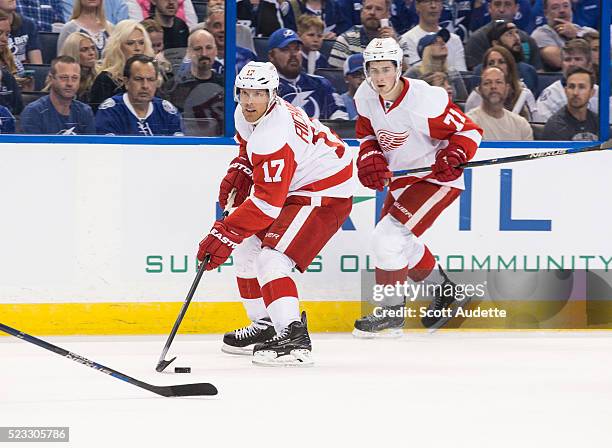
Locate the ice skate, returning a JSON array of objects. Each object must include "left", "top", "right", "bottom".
[
  {"left": 222, "top": 317, "right": 276, "bottom": 355},
  {"left": 421, "top": 266, "right": 473, "bottom": 330},
  {"left": 252, "top": 312, "right": 313, "bottom": 366},
  {"left": 352, "top": 301, "right": 405, "bottom": 338}
]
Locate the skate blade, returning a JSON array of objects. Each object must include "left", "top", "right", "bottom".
[
  {"left": 221, "top": 343, "right": 254, "bottom": 355},
  {"left": 352, "top": 328, "right": 403, "bottom": 339},
  {"left": 252, "top": 349, "right": 314, "bottom": 367},
  {"left": 427, "top": 295, "right": 474, "bottom": 333}
]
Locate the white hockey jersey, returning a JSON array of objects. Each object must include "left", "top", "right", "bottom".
[
  {"left": 225, "top": 99, "right": 356, "bottom": 236},
  {"left": 354, "top": 77, "right": 482, "bottom": 191}
]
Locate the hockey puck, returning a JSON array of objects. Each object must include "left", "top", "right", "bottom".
[{"left": 174, "top": 367, "right": 191, "bottom": 373}]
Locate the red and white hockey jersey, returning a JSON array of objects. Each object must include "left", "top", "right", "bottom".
[
  {"left": 224, "top": 99, "right": 356, "bottom": 236},
  {"left": 355, "top": 77, "right": 483, "bottom": 190}
]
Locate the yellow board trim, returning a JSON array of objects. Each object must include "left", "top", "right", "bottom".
[{"left": 1, "top": 300, "right": 612, "bottom": 335}]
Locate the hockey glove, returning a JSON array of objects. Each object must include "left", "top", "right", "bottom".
[
  {"left": 219, "top": 155, "right": 253, "bottom": 209},
  {"left": 197, "top": 221, "right": 244, "bottom": 270},
  {"left": 357, "top": 148, "right": 391, "bottom": 191},
  {"left": 431, "top": 144, "right": 467, "bottom": 182}
]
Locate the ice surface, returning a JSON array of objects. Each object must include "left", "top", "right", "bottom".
[{"left": 1, "top": 332, "right": 611, "bottom": 448}]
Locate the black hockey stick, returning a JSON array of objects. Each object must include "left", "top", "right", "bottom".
[
  {"left": 0, "top": 322, "right": 217, "bottom": 397},
  {"left": 391, "top": 140, "right": 612, "bottom": 177},
  {"left": 156, "top": 190, "right": 237, "bottom": 373}
]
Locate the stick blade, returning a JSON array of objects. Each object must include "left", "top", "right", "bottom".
[
  {"left": 155, "top": 356, "right": 177, "bottom": 372},
  {"left": 152, "top": 382, "right": 218, "bottom": 397}
]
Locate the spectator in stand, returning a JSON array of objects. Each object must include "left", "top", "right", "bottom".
[
  {"left": 466, "top": 45, "right": 537, "bottom": 119},
  {"left": 0, "top": 103, "right": 14, "bottom": 132},
  {"left": 89, "top": 19, "right": 154, "bottom": 111},
  {"left": 571, "top": 0, "right": 598, "bottom": 29},
  {"left": 582, "top": 30, "right": 599, "bottom": 82},
  {"left": 535, "top": 38, "right": 600, "bottom": 121},
  {"left": 328, "top": 0, "right": 397, "bottom": 68},
  {"left": 469, "top": 20, "right": 538, "bottom": 94},
  {"left": 237, "top": 0, "right": 256, "bottom": 30},
  {"left": 340, "top": 52, "right": 363, "bottom": 119},
  {"left": 268, "top": 27, "right": 348, "bottom": 119},
  {"left": 475, "top": 0, "right": 538, "bottom": 33},
  {"left": 141, "top": 18, "right": 163, "bottom": 54},
  {"left": 21, "top": 56, "right": 95, "bottom": 134},
  {"left": 280, "top": 0, "right": 350, "bottom": 38},
  {"left": 205, "top": 6, "right": 224, "bottom": 57},
  {"left": 0, "top": 0, "right": 42, "bottom": 64},
  {"left": 61, "top": 0, "right": 128, "bottom": 25},
  {"left": 16, "top": 0, "right": 64, "bottom": 32},
  {"left": 542, "top": 66, "right": 598, "bottom": 140},
  {"left": 0, "top": 11, "right": 32, "bottom": 91},
  {"left": 147, "top": 0, "right": 188, "bottom": 50},
  {"left": 0, "top": 67, "right": 22, "bottom": 113},
  {"left": 530, "top": 0, "right": 595, "bottom": 71},
  {"left": 57, "top": 0, "right": 114, "bottom": 56},
  {"left": 167, "top": 29, "right": 224, "bottom": 135},
  {"left": 58, "top": 32, "right": 97, "bottom": 102},
  {"left": 297, "top": 15, "right": 330, "bottom": 74},
  {"left": 126, "top": 0, "right": 197, "bottom": 28},
  {"left": 466, "top": 66, "right": 533, "bottom": 140},
  {"left": 95, "top": 54, "right": 183, "bottom": 135},
  {"left": 465, "top": 0, "right": 542, "bottom": 71},
  {"left": 167, "top": 29, "right": 223, "bottom": 110},
  {"left": 400, "top": 0, "right": 466, "bottom": 71},
  {"left": 404, "top": 29, "right": 468, "bottom": 101}
]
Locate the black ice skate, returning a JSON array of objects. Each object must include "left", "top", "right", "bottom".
[
  {"left": 352, "top": 300, "right": 405, "bottom": 339},
  {"left": 421, "top": 266, "right": 473, "bottom": 330},
  {"left": 222, "top": 317, "right": 276, "bottom": 355},
  {"left": 252, "top": 312, "right": 313, "bottom": 366}
]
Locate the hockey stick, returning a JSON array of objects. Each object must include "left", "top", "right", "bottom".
[
  {"left": 391, "top": 140, "right": 612, "bottom": 177},
  {"left": 0, "top": 322, "right": 217, "bottom": 397},
  {"left": 155, "top": 189, "right": 237, "bottom": 373}
]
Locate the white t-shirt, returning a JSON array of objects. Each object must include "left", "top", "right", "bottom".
[
  {"left": 467, "top": 107, "right": 533, "bottom": 141},
  {"left": 399, "top": 25, "right": 467, "bottom": 72}
]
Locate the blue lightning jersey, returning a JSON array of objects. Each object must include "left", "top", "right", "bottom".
[
  {"left": 95, "top": 93, "right": 184, "bottom": 136},
  {"left": 278, "top": 73, "right": 348, "bottom": 120}
]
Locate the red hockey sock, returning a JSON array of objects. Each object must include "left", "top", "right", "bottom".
[{"left": 407, "top": 247, "right": 436, "bottom": 282}]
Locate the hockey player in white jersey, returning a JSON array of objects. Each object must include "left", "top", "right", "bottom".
[
  {"left": 197, "top": 61, "right": 355, "bottom": 365},
  {"left": 353, "top": 38, "right": 483, "bottom": 336}
]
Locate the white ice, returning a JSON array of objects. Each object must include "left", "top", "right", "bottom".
[{"left": 1, "top": 332, "right": 612, "bottom": 448}]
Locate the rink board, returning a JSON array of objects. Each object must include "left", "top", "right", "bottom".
[{"left": 0, "top": 143, "right": 610, "bottom": 334}]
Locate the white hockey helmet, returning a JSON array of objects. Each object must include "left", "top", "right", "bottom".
[
  {"left": 234, "top": 61, "right": 279, "bottom": 103},
  {"left": 362, "top": 38, "right": 403, "bottom": 83}
]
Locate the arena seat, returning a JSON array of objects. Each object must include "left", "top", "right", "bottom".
[
  {"left": 314, "top": 68, "right": 346, "bottom": 94},
  {"left": 23, "top": 64, "right": 51, "bottom": 91},
  {"left": 39, "top": 32, "right": 59, "bottom": 64}
]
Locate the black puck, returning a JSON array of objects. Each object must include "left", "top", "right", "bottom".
[{"left": 174, "top": 367, "right": 191, "bottom": 373}]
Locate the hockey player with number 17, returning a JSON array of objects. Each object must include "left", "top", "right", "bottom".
[
  {"left": 353, "top": 38, "right": 483, "bottom": 337},
  {"left": 197, "top": 61, "right": 355, "bottom": 366}
]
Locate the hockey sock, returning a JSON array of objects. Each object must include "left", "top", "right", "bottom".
[
  {"left": 237, "top": 277, "right": 270, "bottom": 323},
  {"left": 407, "top": 247, "right": 444, "bottom": 284},
  {"left": 261, "top": 277, "right": 301, "bottom": 334},
  {"left": 375, "top": 267, "right": 409, "bottom": 306}
]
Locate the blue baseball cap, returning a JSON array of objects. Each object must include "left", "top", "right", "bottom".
[
  {"left": 268, "top": 28, "right": 302, "bottom": 51},
  {"left": 343, "top": 53, "right": 365, "bottom": 76},
  {"left": 417, "top": 28, "right": 450, "bottom": 59}
]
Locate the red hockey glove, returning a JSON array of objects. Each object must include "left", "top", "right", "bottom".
[
  {"left": 197, "top": 221, "right": 244, "bottom": 270},
  {"left": 357, "top": 148, "right": 391, "bottom": 191},
  {"left": 431, "top": 144, "right": 468, "bottom": 182},
  {"left": 219, "top": 155, "right": 253, "bottom": 209}
]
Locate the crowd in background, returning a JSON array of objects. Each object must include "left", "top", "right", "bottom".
[{"left": 0, "top": 0, "right": 607, "bottom": 140}]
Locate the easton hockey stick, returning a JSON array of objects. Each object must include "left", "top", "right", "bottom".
[
  {"left": 156, "top": 189, "right": 237, "bottom": 373},
  {"left": 391, "top": 141, "right": 612, "bottom": 177},
  {"left": 0, "top": 323, "right": 217, "bottom": 397}
]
